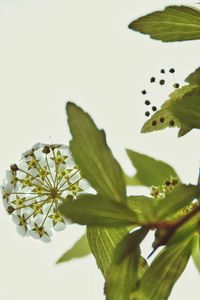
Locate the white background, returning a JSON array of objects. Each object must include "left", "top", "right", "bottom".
[{"left": 0, "top": 0, "right": 199, "bottom": 299}]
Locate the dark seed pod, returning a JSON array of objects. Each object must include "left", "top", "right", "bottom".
[
  {"left": 165, "top": 180, "right": 171, "bottom": 186},
  {"left": 160, "top": 117, "right": 165, "bottom": 123},
  {"left": 145, "top": 111, "right": 150, "bottom": 117},
  {"left": 152, "top": 120, "right": 157, "bottom": 126},
  {"left": 160, "top": 69, "right": 165, "bottom": 74},
  {"left": 169, "top": 120, "right": 175, "bottom": 127},
  {"left": 172, "top": 179, "right": 178, "bottom": 185},
  {"left": 169, "top": 68, "right": 175, "bottom": 73},
  {"left": 159, "top": 79, "right": 165, "bottom": 85},
  {"left": 42, "top": 146, "right": 50, "bottom": 154},
  {"left": 150, "top": 77, "right": 156, "bottom": 83},
  {"left": 173, "top": 83, "right": 180, "bottom": 89},
  {"left": 10, "top": 164, "right": 19, "bottom": 172},
  {"left": 7, "top": 206, "right": 15, "bottom": 214},
  {"left": 152, "top": 106, "right": 157, "bottom": 112},
  {"left": 142, "top": 90, "right": 147, "bottom": 95},
  {"left": 145, "top": 100, "right": 151, "bottom": 105}
]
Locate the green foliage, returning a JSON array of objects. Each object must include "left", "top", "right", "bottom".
[
  {"left": 87, "top": 226, "right": 129, "bottom": 277},
  {"left": 60, "top": 194, "right": 139, "bottom": 226},
  {"left": 192, "top": 235, "right": 200, "bottom": 272},
  {"left": 105, "top": 228, "right": 148, "bottom": 300},
  {"left": 170, "top": 215, "right": 200, "bottom": 246},
  {"left": 66, "top": 102, "right": 126, "bottom": 204},
  {"left": 62, "top": 2, "right": 200, "bottom": 298},
  {"left": 169, "top": 87, "right": 200, "bottom": 135},
  {"left": 56, "top": 233, "right": 90, "bottom": 264},
  {"left": 140, "top": 217, "right": 199, "bottom": 299},
  {"left": 139, "top": 237, "right": 193, "bottom": 300},
  {"left": 127, "top": 196, "right": 158, "bottom": 222},
  {"left": 64, "top": 101, "right": 200, "bottom": 299},
  {"left": 62, "top": 37, "right": 200, "bottom": 296},
  {"left": 126, "top": 149, "right": 179, "bottom": 186},
  {"left": 158, "top": 184, "right": 200, "bottom": 218},
  {"left": 186, "top": 66, "right": 200, "bottom": 85},
  {"left": 129, "top": 6, "right": 200, "bottom": 42}
]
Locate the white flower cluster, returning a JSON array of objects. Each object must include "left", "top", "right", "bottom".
[{"left": 1, "top": 143, "right": 86, "bottom": 242}]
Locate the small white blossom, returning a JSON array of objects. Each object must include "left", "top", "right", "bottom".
[{"left": 1, "top": 143, "right": 87, "bottom": 242}]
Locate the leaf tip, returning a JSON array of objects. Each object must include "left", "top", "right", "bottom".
[
  {"left": 55, "top": 259, "right": 60, "bottom": 265},
  {"left": 128, "top": 21, "right": 134, "bottom": 30},
  {"left": 66, "top": 101, "right": 76, "bottom": 112},
  {"left": 140, "top": 125, "right": 147, "bottom": 134}
]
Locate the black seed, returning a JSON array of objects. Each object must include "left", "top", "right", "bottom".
[
  {"left": 173, "top": 83, "right": 180, "bottom": 89},
  {"left": 150, "top": 77, "right": 156, "bottom": 83},
  {"left": 169, "top": 120, "right": 175, "bottom": 127},
  {"left": 160, "top": 117, "right": 165, "bottom": 123},
  {"left": 145, "top": 111, "right": 150, "bottom": 117},
  {"left": 160, "top": 69, "right": 165, "bottom": 74},
  {"left": 152, "top": 106, "right": 157, "bottom": 112},
  {"left": 43, "top": 146, "right": 50, "bottom": 154},
  {"left": 172, "top": 179, "right": 178, "bottom": 185},
  {"left": 10, "top": 164, "right": 19, "bottom": 172},
  {"left": 169, "top": 68, "right": 175, "bottom": 73},
  {"left": 165, "top": 180, "right": 171, "bottom": 186},
  {"left": 152, "top": 120, "right": 157, "bottom": 126},
  {"left": 7, "top": 206, "right": 15, "bottom": 214},
  {"left": 145, "top": 100, "right": 151, "bottom": 105},
  {"left": 142, "top": 90, "right": 147, "bottom": 95},
  {"left": 159, "top": 79, "right": 165, "bottom": 85}
]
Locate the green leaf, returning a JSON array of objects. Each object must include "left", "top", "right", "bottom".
[
  {"left": 87, "top": 226, "right": 129, "bottom": 277},
  {"left": 169, "top": 87, "right": 200, "bottom": 135},
  {"left": 192, "top": 234, "right": 200, "bottom": 272},
  {"left": 66, "top": 102, "right": 126, "bottom": 204},
  {"left": 126, "top": 149, "right": 179, "bottom": 187},
  {"left": 141, "top": 84, "right": 196, "bottom": 136},
  {"left": 60, "top": 194, "right": 139, "bottom": 226},
  {"left": 106, "top": 253, "right": 139, "bottom": 300},
  {"left": 185, "top": 66, "right": 200, "bottom": 85},
  {"left": 125, "top": 174, "right": 142, "bottom": 186},
  {"left": 56, "top": 234, "right": 90, "bottom": 264},
  {"left": 113, "top": 228, "right": 149, "bottom": 263},
  {"left": 158, "top": 184, "right": 200, "bottom": 218},
  {"left": 127, "top": 196, "right": 158, "bottom": 222},
  {"left": 139, "top": 237, "right": 193, "bottom": 300},
  {"left": 168, "top": 214, "right": 200, "bottom": 246},
  {"left": 129, "top": 6, "right": 200, "bottom": 42},
  {"left": 177, "top": 126, "right": 192, "bottom": 138},
  {"left": 106, "top": 228, "right": 148, "bottom": 300}
]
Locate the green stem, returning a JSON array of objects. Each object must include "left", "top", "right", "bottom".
[
  {"left": 18, "top": 168, "right": 49, "bottom": 191},
  {"left": 32, "top": 154, "right": 52, "bottom": 189},
  {"left": 41, "top": 198, "right": 55, "bottom": 226},
  {"left": 45, "top": 154, "right": 54, "bottom": 184},
  {"left": 52, "top": 149, "right": 59, "bottom": 188},
  {"left": 57, "top": 168, "right": 80, "bottom": 190}
]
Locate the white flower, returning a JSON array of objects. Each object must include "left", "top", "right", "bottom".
[{"left": 1, "top": 143, "right": 87, "bottom": 242}]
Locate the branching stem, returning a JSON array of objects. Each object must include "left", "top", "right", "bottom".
[
  {"left": 149, "top": 205, "right": 200, "bottom": 230},
  {"left": 147, "top": 205, "right": 200, "bottom": 257}
]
